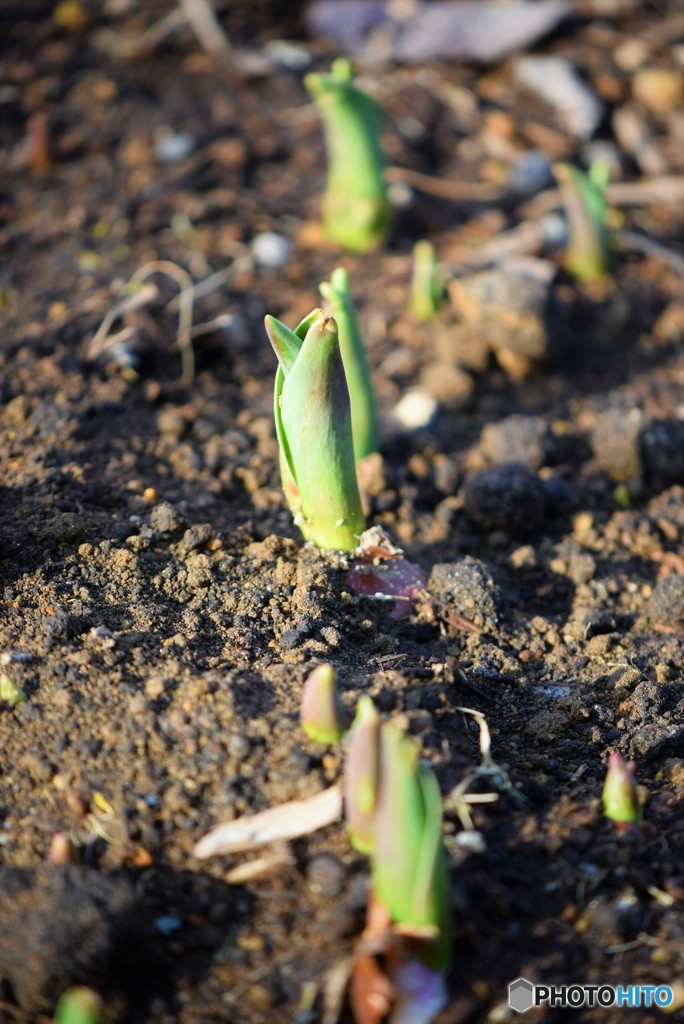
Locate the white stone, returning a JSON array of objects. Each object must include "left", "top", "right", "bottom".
[
  {"left": 393, "top": 389, "right": 438, "bottom": 430},
  {"left": 516, "top": 56, "right": 603, "bottom": 139},
  {"left": 251, "top": 232, "right": 292, "bottom": 269}
]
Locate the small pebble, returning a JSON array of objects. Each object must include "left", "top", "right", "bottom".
[
  {"left": 262, "top": 39, "right": 312, "bottom": 70},
  {"left": 227, "top": 734, "right": 250, "bottom": 760},
  {"left": 154, "top": 915, "right": 182, "bottom": 936},
  {"left": 154, "top": 131, "right": 196, "bottom": 164},
  {"left": 510, "top": 545, "right": 537, "bottom": 570},
  {"left": 0, "top": 651, "right": 33, "bottom": 665},
  {"left": 516, "top": 56, "right": 604, "bottom": 139},
  {"left": 454, "top": 831, "right": 487, "bottom": 853},
  {"left": 145, "top": 677, "right": 167, "bottom": 699},
  {"left": 591, "top": 408, "right": 643, "bottom": 487},
  {"left": 614, "top": 38, "right": 650, "bottom": 72},
  {"left": 393, "top": 388, "right": 438, "bottom": 430},
  {"left": 307, "top": 853, "right": 344, "bottom": 897},
  {"left": 633, "top": 67, "right": 683, "bottom": 114},
  {"left": 507, "top": 150, "right": 554, "bottom": 196},
  {"left": 479, "top": 415, "right": 553, "bottom": 471},
  {"left": 251, "top": 232, "right": 291, "bottom": 270},
  {"left": 150, "top": 502, "right": 185, "bottom": 535}
]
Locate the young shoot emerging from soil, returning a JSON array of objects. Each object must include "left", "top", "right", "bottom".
[
  {"left": 305, "top": 58, "right": 392, "bottom": 253},
  {"left": 300, "top": 663, "right": 348, "bottom": 744},
  {"left": 602, "top": 751, "right": 643, "bottom": 838},
  {"left": 345, "top": 700, "right": 451, "bottom": 962},
  {"left": 555, "top": 160, "right": 613, "bottom": 283},
  {"left": 344, "top": 707, "right": 452, "bottom": 1022},
  {"left": 409, "top": 240, "right": 445, "bottom": 322},
  {"left": 55, "top": 986, "right": 103, "bottom": 1024},
  {"left": 265, "top": 308, "right": 366, "bottom": 551},
  {"left": 320, "top": 266, "right": 379, "bottom": 461}
]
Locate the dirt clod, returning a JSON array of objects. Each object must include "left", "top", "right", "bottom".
[{"left": 464, "top": 462, "right": 547, "bottom": 535}]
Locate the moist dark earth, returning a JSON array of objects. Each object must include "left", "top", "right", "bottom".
[{"left": 1, "top": 2, "right": 683, "bottom": 1022}]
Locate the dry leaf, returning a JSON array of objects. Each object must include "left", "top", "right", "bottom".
[{"left": 193, "top": 785, "right": 342, "bottom": 859}]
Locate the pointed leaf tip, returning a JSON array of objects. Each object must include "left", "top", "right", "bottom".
[{"left": 264, "top": 314, "right": 302, "bottom": 375}]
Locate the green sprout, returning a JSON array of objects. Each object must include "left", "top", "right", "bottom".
[
  {"left": 320, "top": 267, "right": 378, "bottom": 460},
  {"left": 344, "top": 695, "right": 380, "bottom": 854},
  {"left": 0, "top": 672, "right": 27, "bottom": 706},
  {"left": 555, "top": 160, "right": 613, "bottom": 282},
  {"left": 305, "top": 58, "right": 392, "bottom": 253},
  {"left": 371, "top": 723, "right": 452, "bottom": 969},
  {"left": 265, "top": 308, "right": 366, "bottom": 551},
  {"left": 602, "top": 751, "right": 642, "bottom": 836},
  {"left": 409, "top": 241, "right": 444, "bottom": 323},
  {"left": 54, "top": 987, "right": 103, "bottom": 1024},
  {"left": 300, "top": 663, "right": 347, "bottom": 744}
]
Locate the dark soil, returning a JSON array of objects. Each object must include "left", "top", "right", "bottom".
[{"left": 1, "top": 2, "right": 683, "bottom": 1022}]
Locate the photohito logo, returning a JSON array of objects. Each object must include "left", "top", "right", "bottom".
[{"left": 509, "top": 978, "right": 673, "bottom": 1013}]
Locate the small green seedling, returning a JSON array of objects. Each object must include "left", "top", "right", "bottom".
[
  {"left": 265, "top": 309, "right": 366, "bottom": 551},
  {"left": 555, "top": 160, "right": 613, "bottom": 282},
  {"left": 305, "top": 59, "right": 392, "bottom": 253},
  {"left": 409, "top": 241, "right": 444, "bottom": 322},
  {"left": 602, "top": 751, "right": 642, "bottom": 836},
  {"left": 371, "top": 723, "right": 452, "bottom": 969},
  {"left": 0, "top": 672, "right": 26, "bottom": 707},
  {"left": 320, "top": 267, "right": 378, "bottom": 460},
  {"left": 54, "top": 986, "right": 103, "bottom": 1024},
  {"left": 300, "top": 663, "right": 347, "bottom": 744},
  {"left": 344, "top": 695, "right": 381, "bottom": 855}
]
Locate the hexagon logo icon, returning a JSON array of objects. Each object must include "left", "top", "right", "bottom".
[{"left": 509, "top": 978, "right": 535, "bottom": 1013}]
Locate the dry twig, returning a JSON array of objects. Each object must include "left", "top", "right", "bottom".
[{"left": 177, "top": 0, "right": 231, "bottom": 57}]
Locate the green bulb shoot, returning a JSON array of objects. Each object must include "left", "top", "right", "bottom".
[
  {"left": 556, "top": 160, "right": 613, "bottom": 283},
  {"left": 320, "top": 267, "right": 378, "bottom": 460},
  {"left": 55, "top": 987, "right": 103, "bottom": 1024},
  {"left": 344, "top": 695, "right": 381, "bottom": 854},
  {"left": 300, "top": 663, "right": 347, "bottom": 744},
  {"left": 371, "top": 723, "right": 451, "bottom": 969},
  {"left": 305, "top": 59, "right": 393, "bottom": 253},
  {"left": 265, "top": 309, "right": 366, "bottom": 551},
  {"left": 409, "top": 241, "right": 444, "bottom": 322},
  {"left": 0, "top": 672, "right": 27, "bottom": 706},
  {"left": 602, "top": 751, "right": 642, "bottom": 836}
]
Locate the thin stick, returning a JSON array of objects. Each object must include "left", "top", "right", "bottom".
[
  {"left": 87, "top": 283, "right": 159, "bottom": 361},
  {"left": 387, "top": 164, "right": 684, "bottom": 214},
  {"left": 522, "top": 176, "right": 684, "bottom": 219},
  {"left": 177, "top": 0, "right": 231, "bottom": 57},
  {"left": 386, "top": 165, "right": 505, "bottom": 202},
  {"left": 616, "top": 229, "right": 684, "bottom": 278},
  {"left": 129, "top": 260, "right": 196, "bottom": 383}
]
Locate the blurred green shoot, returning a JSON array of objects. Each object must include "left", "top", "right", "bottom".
[
  {"left": 371, "top": 723, "right": 451, "bottom": 969},
  {"left": 54, "top": 987, "right": 103, "bottom": 1024},
  {"left": 305, "top": 59, "right": 392, "bottom": 253},
  {"left": 602, "top": 751, "right": 642, "bottom": 837},
  {"left": 265, "top": 309, "right": 365, "bottom": 551},
  {"left": 300, "top": 663, "right": 347, "bottom": 744},
  {"left": 409, "top": 241, "right": 444, "bottom": 322},
  {"left": 320, "top": 267, "right": 378, "bottom": 460},
  {"left": 555, "top": 160, "right": 613, "bottom": 282},
  {"left": 613, "top": 483, "right": 632, "bottom": 509},
  {"left": 344, "top": 695, "right": 380, "bottom": 855},
  {"left": 0, "top": 672, "right": 27, "bottom": 707}
]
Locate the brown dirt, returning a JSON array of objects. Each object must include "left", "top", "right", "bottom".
[{"left": 1, "top": 2, "right": 683, "bottom": 1023}]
